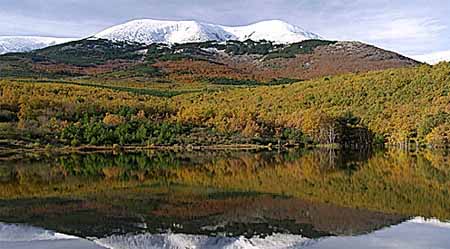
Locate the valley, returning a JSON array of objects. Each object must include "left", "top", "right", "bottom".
[{"left": 1, "top": 9, "right": 450, "bottom": 249}]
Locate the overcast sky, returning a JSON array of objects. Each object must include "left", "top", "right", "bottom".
[{"left": 1, "top": 0, "right": 449, "bottom": 56}]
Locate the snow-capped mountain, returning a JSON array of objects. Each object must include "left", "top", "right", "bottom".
[
  {"left": 94, "top": 19, "right": 321, "bottom": 45},
  {"left": 95, "top": 19, "right": 235, "bottom": 44},
  {"left": 0, "top": 19, "right": 320, "bottom": 54},
  {"left": 0, "top": 36, "right": 78, "bottom": 55},
  {"left": 221, "top": 20, "right": 321, "bottom": 44},
  {"left": 412, "top": 50, "right": 450, "bottom": 65}
]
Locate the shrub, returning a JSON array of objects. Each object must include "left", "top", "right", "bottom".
[
  {"left": 103, "top": 113, "right": 125, "bottom": 127},
  {"left": 425, "top": 124, "right": 450, "bottom": 148}
]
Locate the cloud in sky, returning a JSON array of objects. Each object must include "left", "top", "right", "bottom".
[
  {"left": 368, "top": 17, "right": 446, "bottom": 40},
  {"left": 0, "top": 0, "right": 448, "bottom": 55}
]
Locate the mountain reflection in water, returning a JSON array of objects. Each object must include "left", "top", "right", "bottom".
[
  {"left": 1, "top": 217, "right": 450, "bottom": 249},
  {"left": 0, "top": 149, "right": 449, "bottom": 245}
]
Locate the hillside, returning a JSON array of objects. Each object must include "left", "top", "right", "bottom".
[
  {"left": 0, "top": 38, "right": 419, "bottom": 84},
  {"left": 171, "top": 62, "right": 450, "bottom": 146},
  {"left": 1, "top": 62, "right": 449, "bottom": 149}
]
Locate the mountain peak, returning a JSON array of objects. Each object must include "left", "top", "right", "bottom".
[
  {"left": 94, "top": 18, "right": 321, "bottom": 45},
  {"left": 222, "top": 19, "right": 321, "bottom": 43},
  {"left": 95, "top": 19, "right": 236, "bottom": 44}
]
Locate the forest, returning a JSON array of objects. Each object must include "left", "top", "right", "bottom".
[{"left": 1, "top": 62, "right": 450, "bottom": 149}]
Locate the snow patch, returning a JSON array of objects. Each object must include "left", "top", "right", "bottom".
[{"left": 201, "top": 47, "right": 221, "bottom": 53}]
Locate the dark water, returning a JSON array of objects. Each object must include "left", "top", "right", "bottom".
[{"left": 0, "top": 149, "right": 450, "bottom": 248}]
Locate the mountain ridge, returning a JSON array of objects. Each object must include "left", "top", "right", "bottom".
[
  {"left": 0, "top": 19, "right": 320, "bottom": 54},
  {"left": 221, "top": 20, "right": 321, "bottom": 43},
  {"left": 94, "top": 19, "right": 321, "bottom": 45},
  {"left": 0, "top": 38, "right": 420, "bottom": 83},
  {"left": 0, "top": 36, "right": 77, "bottom": 55}
]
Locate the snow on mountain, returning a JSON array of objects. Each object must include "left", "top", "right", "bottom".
[
  {"left": 412, "top": 50, "right": 450, "bottom": 64},
  {"left": 95, "top": 19, "right": 236, "bottom": 44},
  {"left": 0, "top": 19, "right": 320, "bottom": 54},
  {"left": 222, "top": 20, "right": 321, "bottom": 44},
  {"left": 94, "top": 19, "right": 321, "bottom": 45},
  {"left": 0, "top": 36, "right": 78, "bottom": 55}
]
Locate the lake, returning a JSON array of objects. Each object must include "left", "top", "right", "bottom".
[{"left": 0, "top": 149, "right": 449, "bottom": 249}]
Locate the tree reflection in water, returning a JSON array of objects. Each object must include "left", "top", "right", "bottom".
[{"left": 0, "top": 149, "right": 449, "bottom": 238}]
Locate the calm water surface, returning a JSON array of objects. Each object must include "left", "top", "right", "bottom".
[{"left": 0, "top": 149, "right": 449, "bottom": 248}]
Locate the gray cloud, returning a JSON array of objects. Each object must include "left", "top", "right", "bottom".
[{"left": 0, "top": 0, "right": 449, "bottom": 55}]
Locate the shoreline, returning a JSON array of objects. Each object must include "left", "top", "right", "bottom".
[
  {"left": 0, "top": 142, "right": 306, "bottom": 160},
  {"left": 2, "top": 139, "right": 442, "bottom": 160}
]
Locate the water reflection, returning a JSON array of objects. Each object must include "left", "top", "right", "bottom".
[
  {"left": 94, "top": 217, "right": 450, "bottom": 249},
  {"left": 2, "top": 217, "right": 450, "bottom": 249},
  {"left": 0, "top": 149, "right": 450, "bottom": 240}
]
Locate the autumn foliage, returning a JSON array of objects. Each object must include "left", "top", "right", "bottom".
[{"left": 1, "top": 62, "right": 450, "bottom": 147}]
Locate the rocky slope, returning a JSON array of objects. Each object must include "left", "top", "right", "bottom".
[{"left": 0, "top": 38, "right": 420, "bottom": 82}]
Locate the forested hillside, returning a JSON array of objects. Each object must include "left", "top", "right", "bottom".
[
  {"left": 0, "top": 39, "right": 418, "bottom": 84},
  {"left": 1, "top": 62, "right": 449, "bottom": 149}
]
